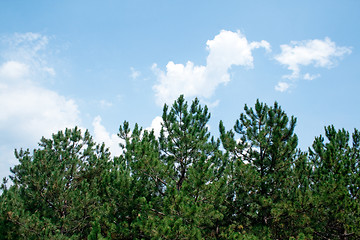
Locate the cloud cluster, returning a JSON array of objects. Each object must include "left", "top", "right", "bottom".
[
  {"left": 0, "top": 33, "right": 81, "bottom": 180},
  {"left": 152, "top": 30, "right": 270, "bottom": 105},
  {"left": 152, "top": 32, "right": 351, "bottom": 96},
  {"left": 0, "top": 33, "right": 81, "bottom": 142},
  {"left": 274, "top": 37, "right": 351, "bottom": 91}
]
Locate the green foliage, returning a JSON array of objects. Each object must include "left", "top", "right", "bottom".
[
  {"left": 1, "top": 95, "right": 359, "bottom": 240},
  {"left": 116, "top": 95, "right": 227, "bottom": 239},
  {"left": 308, "top": 126, "right": 360, "bottom": 239},
  {"left": 1, "top": 127, "right": 111, "bottom": 239},
  {"left": 220, "top": 100, "right": 311, "bottom": 239}
]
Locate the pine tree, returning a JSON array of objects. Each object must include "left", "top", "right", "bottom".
[
  {"left": 0, "top": 127, "right": 111, "bottom": 239},
  {"left": 157, "top": 96, "right": 226, "bottom": 239},
  {"left": 220, "top": 100, "right": 300, "bottom": 238},
  {"left": 309, "top": 126, "right": 360, "bottom": 239},
  {"left": 1, "top": 96, "right": 359, "bottom": 240},
  {"left": 117, "top": 95, "right": 227, "bottom": 239}
]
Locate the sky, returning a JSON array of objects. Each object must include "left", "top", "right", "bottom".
[{"left": 0, "top": 0, "right": 359, "bottom": 180}]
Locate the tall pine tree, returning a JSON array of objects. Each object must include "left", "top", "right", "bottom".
[
  {"left": 220, "top": 100, "right": 300, "bottom": 238},
  {"left": 117, "top": 95, "right": 227, "bottom": 239}
]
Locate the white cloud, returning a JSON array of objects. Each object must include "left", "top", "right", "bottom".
[
  {"left": 275, "top": 37, "right": 351, "bottom": 80},
  {"left": 130, "top": 67, "right": 141, "bottom": 80},
  {"left": 0, "top": 81, "right": 80, "bottom": 141},
  {"left": 303, "top": 73, "right": 320, "bottom": 81},
  {"left": 5, "top": 32, "right": 49, "bottom": 58},
  {"left": 0, "top": 61, "right": 29, "bottom": 80},
  {"left": 92, "top": 116, "right": 123, "bottom": 156},
  {"left": 0, "top": 33, "right": 81, "bottom": 141},
  {"left": 152, "top": 30, "right": 270, "bottom": 105},
  {"left": 1, "top": 32, "right": 56, "bottom": 80},
  {"left": 0, "top": 33, "right": 81, "bottom": 180},
  {"left": 274, "top": 81, "right": 290, "bottom": 92},
  {"left": 11, "top": 32, "right": 49, "bottom": 48},
  {"left": 145, "top": 116, "right": 163, "bottom": 138},
  {"left": 202, "top": 99, "right": 220, "bottom": 108},
  {"left": 152, "top": 62, "right": 207, "bottom": 105}
]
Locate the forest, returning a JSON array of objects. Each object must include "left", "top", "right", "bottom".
[{"left": 0, "top": 95, "right": 359, "bottom": 240}]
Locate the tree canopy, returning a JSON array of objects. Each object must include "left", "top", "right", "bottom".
[{"left": 1, "top": 95, "right": 359, "bottom": 239}]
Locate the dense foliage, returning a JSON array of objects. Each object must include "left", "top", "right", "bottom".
[{"left": 1, "top": 95, "right": 359, "bottom": 239}]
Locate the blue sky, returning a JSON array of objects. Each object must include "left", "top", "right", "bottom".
[{"left": 1, "top": 0, "right": 359, "bottom": 180}]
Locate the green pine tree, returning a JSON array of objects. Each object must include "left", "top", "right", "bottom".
[
  {"left": 1, "top": 127, "right": 111, "bottom": 239},
  {"left": 309, "top": 126, "right": 360, "bottom": 239},
  {"left": 1, "top": 96, "right": 359, "bottom": 240},
  {"left": 220, "top": 100, "right": 300, "bottom": 239},
  {"left": 116, "top": 95, "right": 227, "bottom": 239}
]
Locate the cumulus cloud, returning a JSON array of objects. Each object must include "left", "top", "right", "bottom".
[
  {"left": 152, "top": 30, "right": 270, "bottom": 105},
  {"left": 274, "top": 37, "right": 351, "bottom": 91},
  {"left": 0, "top": 80, "right": 80, "bottom": 141},
  {"left": 0, "top": 33, "right": 81, "bottom": 141},
  {"left": 0, "top": 33, "right": 81, "bottom": 180},
  {"left": 274, "top": 37, "right": 351, "bottom": 92}
]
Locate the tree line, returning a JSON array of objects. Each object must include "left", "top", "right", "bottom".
[{"left": 1, "top": 95, "right": 359, "bottom": 239}]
